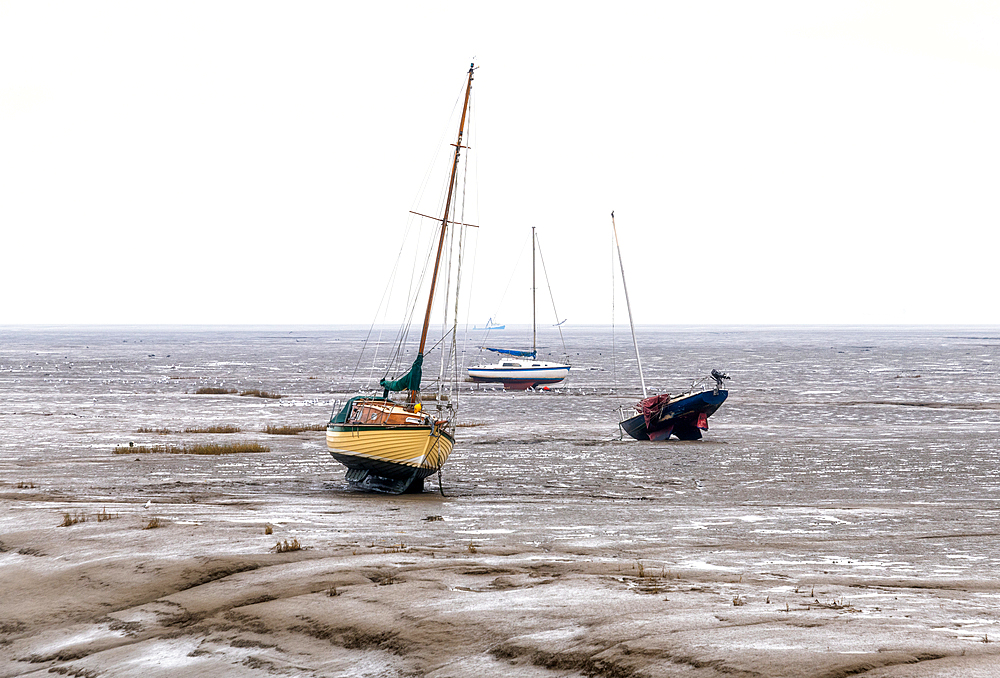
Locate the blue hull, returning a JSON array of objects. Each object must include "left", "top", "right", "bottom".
[{"left": 620, "top": 389, "right": 728, "bottom": 441}]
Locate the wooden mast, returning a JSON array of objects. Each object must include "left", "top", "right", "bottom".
[
  {"left": 415, "top": 63, "right": 475, "bottom": 387},
  {"left": 611, "top": 211, "right": 647, "bottom": 398}
]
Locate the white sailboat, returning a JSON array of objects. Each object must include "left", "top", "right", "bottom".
[{"left": 467, "top": 227, "right": 570, "bottom": 390}]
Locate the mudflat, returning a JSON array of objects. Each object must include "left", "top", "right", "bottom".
[{"left": 2, "top": 326, "right": 999, "bottom": 677}]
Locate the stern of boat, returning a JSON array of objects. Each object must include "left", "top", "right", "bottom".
[{"left": 326, "top": 397, "right": 456, "bottom": 493}]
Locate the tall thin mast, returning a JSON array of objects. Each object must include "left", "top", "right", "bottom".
[
  {"left": 532, "top": 226, "right": 537, "bottom": 357},
  {"left": 611, "top": 211, "right": 647, "bottom": 398},
  {"left": 416, "top": 63, "right": 475, "bottom": 361}
]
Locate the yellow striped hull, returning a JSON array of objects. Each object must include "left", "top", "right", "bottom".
[{"left": 327, "top": 425, "right": 455, "bottom": 478}]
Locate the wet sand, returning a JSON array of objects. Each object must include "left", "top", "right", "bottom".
[{"left": 2, "top": 327, "right": 1000, "bottom": 676}]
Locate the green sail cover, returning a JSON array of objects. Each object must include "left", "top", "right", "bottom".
[{"left": 380, "top": 353, "right": 423, "bottom": 393}]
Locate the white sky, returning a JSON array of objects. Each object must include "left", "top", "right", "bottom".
[{"left": 2, "top": 1, "right": 998, "bottom": 326}]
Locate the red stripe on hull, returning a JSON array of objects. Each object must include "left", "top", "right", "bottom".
[{"left": 469, "top": 376, "right": 565, "bottom": 390}]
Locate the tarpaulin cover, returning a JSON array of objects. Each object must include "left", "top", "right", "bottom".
[
  {"left": 380, "top": 353, "right": 423, "bottom": 393},
  {"left": 331, "top": 396, "right": 365, "bottom": 424},
  {"left": 639, "top": 393, "right": 671, "bottom": 429}
]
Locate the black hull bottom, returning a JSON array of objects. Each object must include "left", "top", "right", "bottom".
[
  {"left": 620, "top": 415, "right": 707, "bottom": 441},
  {"left": 343, "top": 467, "right": 430, "bottom": 494},
  {"left": 621, "top": 389, "right": 728, "bottom": 441}
]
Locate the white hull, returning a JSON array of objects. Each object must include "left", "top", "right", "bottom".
[{"left": 468, "top": 359, "right": 570, "bottom": 388}]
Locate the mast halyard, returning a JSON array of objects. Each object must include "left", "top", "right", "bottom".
[
  {"left": 611, "top": 211, "right": 647, "bottom": 398},
  {"left": 414, "top": 62, "right": 475, "bottom": 398}
]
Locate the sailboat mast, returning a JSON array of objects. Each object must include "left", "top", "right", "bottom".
[
  {"left": 416, "top": 63, "right": 475, "bottom": 359},
  {"left": 611, "top": 211, "right": 647, "bottom": 398},
  {"left": 532, "top": 226, "right": 537, "bottom": 357}
]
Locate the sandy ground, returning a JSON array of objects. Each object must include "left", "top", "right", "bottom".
[
  {"left": 3, "top": 440, "right": 1000, "bottom": 678},
  {"left": 3, "top": 327, "right": 1000, "bottom": 676}
]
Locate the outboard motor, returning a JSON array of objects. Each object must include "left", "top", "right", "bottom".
[{"left": 711, "top": 369, "right": 730, "bottom": 392}]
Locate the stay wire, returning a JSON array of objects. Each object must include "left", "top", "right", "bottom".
[
  {"left": 533, "top": 231, "right": 567, "bottom": 356},
  {"left": 372, "top": 73, "right": 472, "bottom": 386},
  {"left": 479, "top": 232, "right": 531, "bottom": 352},
  {"left": 459, "top": 94, "right": 482, "bottom": 392},
  {"left": 349, "top": 211, "right": 420, "bottom": 391}
]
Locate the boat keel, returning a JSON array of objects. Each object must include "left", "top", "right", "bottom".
[{"left": 345, "top": 468, "right": 424, "bottom": 494}]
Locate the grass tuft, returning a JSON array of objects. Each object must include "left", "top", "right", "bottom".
[
  {"left": 456, "top": 421, "right": 487, "bottom": 428},
  {"left": 16, "top": 481, "right": 36, "bottom": 489},
  {"left": 273, "top": 538, "right": 301, "bottom": 553},
  {"left": 263, "top": 423, "right": 326, "bottom": 435},
  {"left": 60, "top": 512, "right": 86, "bottom": 527},
  {"left": 195, "top": 387, "right": 238, "bottom": 395},
  {"left": 143, "top": 517, "right": 162, "bottom": 530},
  {"left": 240, "top": 389, "right": 282, "bottom": 399},
  {"left": 96, "top": 508, "right": 118, "bottom": 522},
  {"left": 114, "top": 442, "right": 270, "bottom": 455},
  {"left": 184, "top": 425, "right": 241, "bottom": 434},
  {"left": 138, "top": 427, "right": 173, "bottom": 434},
  {"left": 264, "top": 523, "right": 273, "bottom": 535}
]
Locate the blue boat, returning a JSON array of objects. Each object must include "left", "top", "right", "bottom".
[
  {"left": 610, "top": 211, "right": 730, "bottom": 440},
  {"left": 619, "top": 373, "right": 729, "bottom": 441}
]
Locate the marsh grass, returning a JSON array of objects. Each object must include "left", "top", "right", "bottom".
[
  {"left": 195, "top": 387, "right": 237, "bottom": 395},
  {"left": 273, "top": 538, "right": 301, "bottom": 553},
  {"left": 114, "top": 442, "right": 270, "bottom": 455},
  {"left": 141, "top": 425, "right": 243, "bottom": 434},
  {"left": 16, "top": 481, "right": 36, "bottom": 489},
  {"left": 143, "top": 517, "right": 162, "bottom": 529},
  {"left": 59, "top": 512, "right": 86, "bottom": 527},
  {"left": 263, "top": 423, "right": 325, "bottom": 435},
  {"left": 60, "top": 508, "right": 119, "bottom": 526},
  {"left": 184, "top": 425, "right": 241, "bottom": 434},
  {"left": 240, "top": 389, "right": 282, "bottom": 399},
  {"left": 96, "top": 508, "right": 118, "bottom": 522},
  {"left": 625, "top": 561, "right": 677, "bottom": 595},
  {"left": 456, "top": 421, "right": 487, "bottom": 428},
  {"left": 264, "top": 523, "right": 274, "bottom": 535},
  {"left": 383, "top": 543, "right": 408, "bottom": 553}
]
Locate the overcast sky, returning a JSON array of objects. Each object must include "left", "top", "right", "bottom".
[{"left": 2, "top": 1, "right": 998, "bottom": 326}]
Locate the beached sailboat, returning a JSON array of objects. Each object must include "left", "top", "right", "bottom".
[
  {"left": 611, "top": 212, "right": 729, "bottom": 440},
  {"left": 326, "top": 63, "right": 477, "bottom": 493},
  {"left": 467, "top": 227, "right": 570, "bottom": 390}
]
